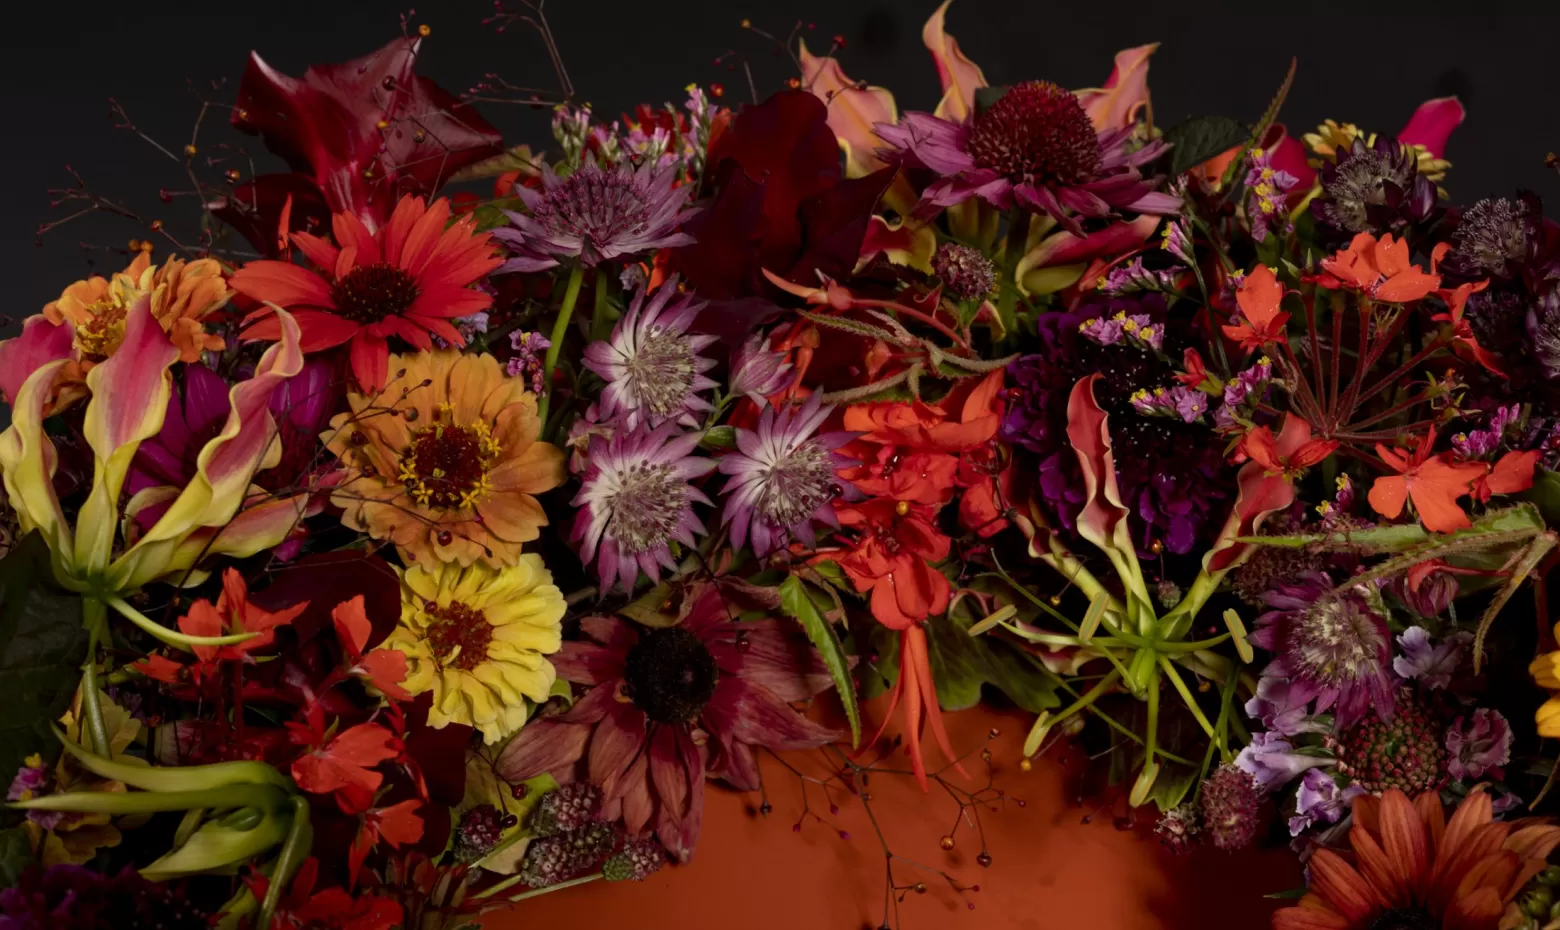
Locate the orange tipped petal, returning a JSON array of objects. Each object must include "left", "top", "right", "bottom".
[
  {"left": 1307, "top": 848, "right": 1382, "bottom": 923},
  {"left": 923, "top": 0, "right": 987, "bottom": 122}
]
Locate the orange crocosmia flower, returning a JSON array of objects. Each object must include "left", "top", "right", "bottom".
[
  {"left": 332, "top": 596, "right": 414, "bottom": 702},
  {"left": 1368, "top": 428, "right": 1488, "bottom": 533},
  {"left": 1314, "top": 231, "right": 1440, "bottom": 302},
  {"left": 843, "top": 370, "right": 1005, "bottom": 453},
  {"left": 347, "top": 798, "right": 424, "bottom": 887},
  {"left": 1472, "top": 448, "right": 1539, "bottom": 503},
  {"left": 1236, "top": 418, "right": 1337, "bottom": 479},
  {"left": 1221, "top": 265, "right": 1290, "bottom": 351}
]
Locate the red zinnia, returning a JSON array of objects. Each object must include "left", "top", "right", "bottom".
[{"left": 231, "top": 195, "right": 501, "bottom": 392}]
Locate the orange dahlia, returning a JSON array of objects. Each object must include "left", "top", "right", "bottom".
[
  {"left": 231, "top": 195, "right": 501, "bottom": 393},
  {"left": 1273, "top": 787, "right": 1560, "bottom": 930},
  {"left": 324, "top": 349, "right": 565, "bottom": 567}
]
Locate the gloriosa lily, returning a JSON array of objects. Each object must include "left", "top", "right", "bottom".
[{"left": 0, "top": 295, "right": 307, "bottom": 751}]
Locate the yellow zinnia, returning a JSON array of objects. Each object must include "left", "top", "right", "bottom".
[
  {"left": 1531, "top": 629, "right": 1560, "bottom": 737},
  {"left": 390, "top": 555, "right": 565, "bottom": 744}
]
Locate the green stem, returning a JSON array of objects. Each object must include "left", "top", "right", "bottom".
[
  {"left": 1144, "top": 662, "right": 1161, "bottom": 770},
  {"left": 80, "top": 598, "right": 111, "bottom": 757},
  {"left": 474, "top": 827, "right": 532, "bottom": 872},
  {"left": 258, "top": 796, "right": 313, "bottom": 930},
  {"left": 478, "top": 871, "right": 603, "bottom": 902},
  {"left": 14, "top": 782, "right": 285, "bottom": 815},
  {"left": 589, "top": 267, "right": 612, "bottom": 343},
  {"left": 996, "top": 209, "right": 1031, "bottom": 338},
  {"left": 1157, "top": 655, "right": 1218, "bottom": 741},
  {"left": 1153, "top": 633, "right": 1232, "bottom": 653},
  {"left": 105, "top": 596, "right": 256, "bottom": 651},
  {"left": 537, "top": 265, "right": 587, "bottom": 431}
]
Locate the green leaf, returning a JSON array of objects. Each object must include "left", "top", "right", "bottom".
[
  {"left": 932, "top": 604, "right": 1062, "bottom": 713},
  {"left": 1265, "top": 885, "right": 1309, "bottom": 900},
  {"left": 778, "top": 575, "right": 860, "bottom": 746},
  {"left": 809, "top": 559, "right": 850, "bottom": 591},
  {"left": 472, "top": 203, "right": 516, "bottom": 233},
  {"left": 1524, "top": 469, "right": 1560, "bottom": 526},
  {"left": 141, "top": 810, "right": 290, "bottom": 880},
  {"left": 0, "top": 532, "right": 88, "bottom": 786},
  {"left": 0, "top": 826, "right": 33, "bottom": 889},
  {"left": 1163, "top": 116, "right": 1248, "bottom": 177}
]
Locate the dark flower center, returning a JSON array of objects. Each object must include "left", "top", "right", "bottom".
[
  {"left": 1369, "top": 908, "right": 1438, "bottom": 930},
  {"left": 623, "top": 626, "right": 718, "bottom": 724},
  {"left": 331, "top": 262, "right": 421, "bottom": 323},
  {"left": 399, "top": 410, "right": 499, "bottom": 510},
  {"left": 1452, "top": 197, "right": 1533, "bottom": 278},
  {"left": 968, "top": 81, "right": 1102, "bottom": 187},
  {"left": 606, "top": 461, "right": 688, "bottom": 554},
  {"left": 425, "top": 600, "right": 494, "bottom": 671}
]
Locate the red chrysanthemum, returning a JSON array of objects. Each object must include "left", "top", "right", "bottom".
[{"left": 231, "top": 194, "right": 501, "bottom": 392}]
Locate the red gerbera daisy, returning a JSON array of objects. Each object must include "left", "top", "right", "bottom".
[{"left": 231, "top": 194, "right": 501, "bottom": 392}]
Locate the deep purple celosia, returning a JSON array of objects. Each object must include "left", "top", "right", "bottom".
[
  {"left": 1001, "top": 295, "right": 1235, "bottom": 555},
  {"left": 494, "top": 160, "right": 697, "bottom": 271},
  {"left": 582, "top": 278, "right": 718, "bottom": 430},
  {"left": 571, "top": 422, "right": 716, "bottom": 594},
  {"left": 718, "top": 394, "right": 852, "bottom": 557},
  {"left": 875, "top": 81, "right": 1178, "bottom": 235}
]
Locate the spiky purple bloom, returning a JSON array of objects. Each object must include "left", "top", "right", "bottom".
[
  {"left": 572, "top": 423, "right": 716, "bottom": 594},
  {"left": 1251, "top": 573, "right": 1396, "bottom": 729},
  {"left": 1235, "top": 730, "right": 1326, "bottom": 792},
  {"left": 1443, "top": 192, "right": 1545, "bottom": 281},
  {"left": 1099, "top": 257, "right": 1180, "bottom": 297},
  {"left": 875, "top": 81, "right": 1178, "bottom": 235},
  {"left": 583, "top": 278, "right": 718, "bottom": 429},
  {"left": 1445, "top": 708, "right": 1512, "bottom": 781},
  {"left": 1001, "top": 295, "right": 1236, "bottom": 555},
  {"left": 495, "top": 160, "right": 697, "bottom": 272},
  {"left": 507, "top": 330, "right": 552, "bottom": 396},
  {"left": 718, "top": 395, "right": 851, "bottom": 558},
  {"left": 1199, "top": 764, "right": 1261, "bottom": 852},
  {"left": 932, "top": 242, "right": 997, "bottom": 300},
  {"left": 1288, "top": 769, "right": 1362, "bottom": 837},
  {"left": 1392, "top": 626, "right": 1468, "bottom": 689},
  {"left": 1312, "top": 136, "right": 1436, "bottom": 237},
  {"left": 1244, "top": 147, "right": 1299, "bottom": 242},
  {"left": 729, "top": 334, "right": 792, "bottom": 401}
]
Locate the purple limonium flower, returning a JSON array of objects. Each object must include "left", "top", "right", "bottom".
[
  {"left": 1288, "top": 769, "right": 1363, "bottom": 837},
  {"left": 1451, "top": 404, "right": 1521, "bottom": 459},
  {"left": 494, "top": 160, "right": 697, "bottom": 271},
  {"left": 1100, "top": 257, "right": 1181, "bottom": 297},
  {"left": 1392, "top": 626, "right": 1469, "bottom": 690},
  {"left": 572, "top": 422, "right": 716, "bottom": 594},
  {"left": 718, "top": 395, "right": 852, "bottom": 557},
  {"left": 507, "top": 330, "right": 552, "bottom": 396},
  {"left": 583, "top": 277, "right": 719, "bottom": 429},
  {"left": 875, "top": 81, "right": 1178, "bottom": 235},
  {"left": 729, "top": 333, "right": 792, "bottom": 401},
  {"left": 1235, "top": 731, "right": 1327, "bottom": 792},
  {"left": 1251, "top": 573, "right": 1396, "bottom": 728},
  {"left": 7, "top": 753, "right": 62, "bottom": 830},
  {"left": 1079, "top": 310, "right": 1162, "bottom": 350},
  {"left": 1244, "top": 147, "right": 1300, "bottom": 242},
  {"left": 1245, "top": 671, "right": 1325, "bottom": 737},
  {"left": 1445, "top": 708, "right": 1512, "bottom": 781},
  {"left": 1222, "top": 357, "right": 1273, "bottom": 410},
  {"left": 1160, "top": 215, "right": 1195, "bottom": 265},
  {"left": 1130, "top": 385, "right": 1205, "bottom": 424}
]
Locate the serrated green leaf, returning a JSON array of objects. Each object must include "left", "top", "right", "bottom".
[
  {"left": 1163, "top": 116, "right": 1249, "bottom": 177},
  {"left": 779, "top": 575, "right": 860, "bottom": 746},
  {"left": 932, "top": 605, "right": 1061, "bottom": 713},
  {"left": 0, "top": 533, "right": 88, "bottom": 786}
]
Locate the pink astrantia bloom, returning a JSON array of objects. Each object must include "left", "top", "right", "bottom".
[
  {"left": 728, "top": 334, "right": 792, "bottom": 402},
  {"left": 719, "top": 395, "right": 854, "bottom": 558},
  {"left": 875, "top": 80, "right": 1178, "bottom": 235},
  {"left": 495, "top": 587, "right": 838, "bottom": 861},
  {"left": 1445, "top": 708, "right": 1512, "bottom": 781},
  {"left": 582, "top": 278, "right": 718, "bottom": 430}
]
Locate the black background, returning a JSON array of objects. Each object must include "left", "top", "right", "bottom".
[{"left": 4, "top": 0, "right": 1558, "bottom": 318}]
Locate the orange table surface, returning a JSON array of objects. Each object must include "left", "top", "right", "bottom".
[{"left": 480, "top": 700, "right": 1299, "bottom": 929}]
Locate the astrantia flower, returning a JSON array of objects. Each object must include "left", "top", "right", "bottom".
[
  {"left": 728, "top": 333, "right": 792, "bottom": 401},
  {"left": 582, "top": 278, "right": 718, "bottom": 429},
  {"left": 1251, "top": 573, "right": 1395, "bottom": 728},
  {"left": 325, "top": 349, "right": 566, "bottom": 568},
  {"left": 876, "top": 81, "right": 1177, "bottom": 234},
  {"left": 931, "top": 242, "right": 996, "bottom": 299},
  {"left": 1445, "top": 708, "right": 1512, "bottom": 781},
  {"left": 496, "top": 587, "right": 838, "bottom": 861},
  {"left": 0, "top": 865, "right": 212, "bottom": 930},
  {"left": 719, "top": 395, "right": 852, "bottom": 557},
  {"left": 232, "top": 194, "right": 502, "bottom": 392},
  {"left": 1442, "top": 192, "right": 1544, "bottom": 281},
  {"left": 389, "top": 555, "right": 565, "bottom": 744},
  {"left": 1311, "top": 136, "right": 1436, "bottom": 237},
  {"left": 1273, "top": 788, "right": 1560, "bottom": 930},
  {"left": 572, "top": 423, "right": 716, "bottom": 594},
  {"left": 494, "top": 160, "right": 697, "bottom": 272}
]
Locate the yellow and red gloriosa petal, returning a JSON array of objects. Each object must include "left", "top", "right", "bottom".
[
  {"left": 923, "top": 0, "right": 987, "bottom": 123},
  {"left": 0, "top": 359, "right": 73, "bottom": 560},
  {"left": 0, "top": 313, "right": 75, "bottom": 407},
  {"left": 798, "top": 38, "right": 898, "bottom": 178},
  {"left": 1075, "top": 43, "right": 1158, "bottom": 133}
]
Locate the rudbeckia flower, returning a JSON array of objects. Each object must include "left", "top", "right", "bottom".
[
  {"left": 388, "top": 555, "right": 566, "bottom": 745},
  {"left": 323, "top": 349, "right": 566, "bottom": 568},
  {"left": 232, "top": 195, "right": 502, "bottom": 393}
]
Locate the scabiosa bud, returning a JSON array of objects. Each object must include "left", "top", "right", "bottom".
[
  {"left": 1155, "top": 803, "right": 1200, "bottom": 855},
  {"left": 518, "top": 821, "right": 618, "bottom": 889},
  {"left": 1199, "top": 764, "right": 1262, "bottom": 852},
  {"left": 603, "top": 838, "right": 667, "bottom": 882},
  {"left": 454, "top": 804, "right": 506, "bottom": 863},
  {"left": 1334, "top": 688, "right": 1448, "bottom": 795},
  {"left": 1154, "top": 579, "right": 1183, "bottom": 610},
  {"left": 528, "top": 783, "right": 604, "bottom": 838},
  {"left": 932, "top": 243, "right": 996, "bottom": 300}
]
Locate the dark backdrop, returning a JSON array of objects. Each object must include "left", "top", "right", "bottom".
[{"left": 4, "top": 0, "right": 1558, "bottom": 318}]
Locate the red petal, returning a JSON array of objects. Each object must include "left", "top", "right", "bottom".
[{"left": 231, "top": 260, "right": 335, "bottom": 309}]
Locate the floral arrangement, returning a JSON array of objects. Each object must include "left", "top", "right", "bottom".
[{"left": 6, "top": 2, "right": 1560, "bottom": 928}]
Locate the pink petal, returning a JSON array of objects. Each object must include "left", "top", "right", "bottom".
[
  {"left": 1398, "top": 96, "right": 1465, "bottom": 159},
  {"left": 798, "top": 39, "right": 897, "bottom": 176},
  {"left": 588, "top": 703, "right": 647, "bottom": 802},
  {"left": 716, "top": 677, "right": 839, "bottom": 751},
  {"left": 495, "top": 719, "right": 591, "bottom": 782},
  {"left": 1075, "top": 44, "right": 1158, "bottom": 133},
  {"left": 922, "top": 0, "right": 987, "bottom": 122},
  {"left": 0, "top": 314, "right": 74, "bottom": 407}
]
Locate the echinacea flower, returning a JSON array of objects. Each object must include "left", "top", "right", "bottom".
[
  {"left": 493, "top": 160, "right": 697, "bottom": 272},
  {"left": 232, "top": 194, "right": 502, "bottom": 392},
  {"left": 496, "top": 586, "right": 838, "bottom": 861},
  {"left": 1272, "top": 788, "right": 1560, "bottom": 930},
  {"left": 324, "top": 349, "right": 566, "bottom": 568},
  {"left": 388, "top": 555, "right": 566, "bottom": 744},
  {"left": 719, "top": 395, "right": 852, "bottom": 557},
  {"left": 876, "top": 80, "right": 1177, "bottom": 235},
  {"left": 1251, "top": 573, "right": 1395, "bottom": 728},
  {"left": 572, "top": 423, "right": 716, "bottom": 593},
  {"left": 582, "top": 278, "right": 718, "bottom": 429}
]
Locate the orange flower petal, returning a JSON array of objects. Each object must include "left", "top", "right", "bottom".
[{"left": 1308, "top": 849, "right": 1382, "bottom": 923}]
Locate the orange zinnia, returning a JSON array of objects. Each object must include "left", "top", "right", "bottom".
[
  {"left": 232, "top": 195, "right": 501, "bottom": 393},
  {"left": 1273, "top": 787, "right": 1560, "bottom": 930},
  {"left": 1313, "top": 231, "right": 1440, "bottom": 302},
  {"left": 324, "top": 350, "right": 565, "bottom": 568}
]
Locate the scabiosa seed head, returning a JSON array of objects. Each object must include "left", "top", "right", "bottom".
[
  {"left": 454, "top": 804, "right": 506, "bottom": 862},
  {"left": 603, "top": 838, "right": 667, "bottom": 882},
  {"left": 495, "top": 161, "right": 698, "bottom": 271},
  {"left": 528, "top": 783, "right": 605, "bottom": 837},
  {"left": 1444, "top": 192, "right": 1544, "bottom": 281},
  {"left": 719, "top": 394, "right": 853, "bottom": 558},
  {"left": 1333, "top": 688, "right": 1448, "bottom": 795},
  {"left": 1199, "top": 763, "right": 1262, "bottom": 852},
  {"left": 932, "top": 243, "right": 997, "bottom": 300},
  {"left": 583, "top": 276, "right": 719, "bottom": 429},
  {"left": 968, "top": 81, "right": 1103, "bottom": 187},
  {"left": 518, "top": 821, "right": 618, "bottom": 889},
  {"left": 1155, "top": 803, "right": 1201, "bottom": 855}
]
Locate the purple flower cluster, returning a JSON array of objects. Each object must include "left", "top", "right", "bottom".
[
  {"left": 1392, "top": 626, "right": 1468, "bottom": 689},
  {"left": 1244, "top": 147, "right": 1300, "bottom": 242},
  {"left": 1212, "top": 356, "right": 1273, "bottom": 431},
  {"left": 1129, "top": 385, "right": 1207, "bottom": 423},
  {"left": 1451, "top": 403, "right": 1521, "bottom": 459},
  {"left": 1235, "top": 731, "right": 1326, "bottom": 792},
  {"left": 1445, "top": 708, "right": 1512, "bottom": 781},
  {"left": 1099, "top": 257, "right": 1180, "bottom": 297},
  {"left": 1160, "top": 215, "right": 1195, "bottom": 265},
  {"left": 1288, "top": 770, "right": 1362, "bottom": 836},
  {"left": 507, "top": 330, "right": 552, "bottom": 396},
  {"left": 1079, "top": 308, "right": 1164, "bottom": 350}
]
